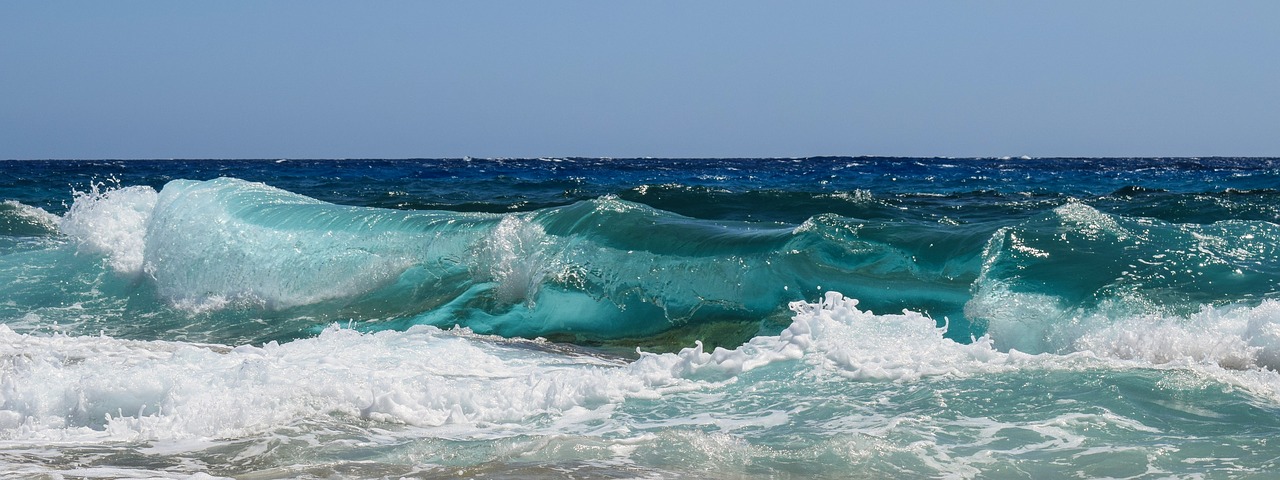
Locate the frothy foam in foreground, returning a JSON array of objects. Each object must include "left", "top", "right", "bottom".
[
  {"left": 5, "top": 292, "right": 1280, "bottom": 478},
  {"left": 11, "top": 290, "right": 1280, "bottom": 447},
  {"left": 0, "top": 292, "right": 1002, "bottom": 443}
]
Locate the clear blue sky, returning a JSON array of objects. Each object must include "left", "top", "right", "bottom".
[{"left": 2, "top": 1, "right": 1278, "bottom": 159}]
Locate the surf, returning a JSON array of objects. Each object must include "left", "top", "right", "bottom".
[{"left": 4, "top": 158, "right": 1280, "bottom": 478}]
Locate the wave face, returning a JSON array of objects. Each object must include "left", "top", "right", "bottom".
[
  {"left": 968, "top": 201, "right": 1280, "bottom": 354},
  {"left": 4, "top": 176, "right": 982, "bottom": 347},
  {"left": 3, "top": 157, "right": 1280, "bottom": 477}
]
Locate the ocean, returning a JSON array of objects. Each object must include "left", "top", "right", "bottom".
[{"left": 1, "top": 157, "right": 1278, "bottom": 478}]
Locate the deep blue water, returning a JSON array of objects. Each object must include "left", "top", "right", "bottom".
[{"left": 2, "top": 157, "right": 1279, "bottom": 478}]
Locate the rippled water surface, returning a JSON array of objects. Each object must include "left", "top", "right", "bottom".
[{"left": 2, "top": 157, "right": 1278, "bottom": 478}]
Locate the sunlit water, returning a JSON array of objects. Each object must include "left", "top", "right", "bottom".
[{"left": 2, "top": 157, "right": 1279, "bottom": 478}]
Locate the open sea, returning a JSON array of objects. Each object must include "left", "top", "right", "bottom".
[{"left": 2, "top": 157, "right": 1279, "bottom": 478}]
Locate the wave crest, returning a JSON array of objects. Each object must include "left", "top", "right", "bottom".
[
  {"left": 59, "top": 184, "right": 158, "bottom": 274},
  {"left": 968, "top": 202, "right": 1280, "bottom": 355}
]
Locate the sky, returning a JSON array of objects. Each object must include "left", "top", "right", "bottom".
[{"left": 2, "top": 1, "right": 1278, "bottom": 159}]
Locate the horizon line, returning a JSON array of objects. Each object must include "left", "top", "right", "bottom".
[{"left": 4, "top": 155, "right": 1277, "bottom": 162}]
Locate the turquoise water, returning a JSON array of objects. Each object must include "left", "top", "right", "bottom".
[{"left": 1, "top": 158, "right": 1279, "bottom": 478}]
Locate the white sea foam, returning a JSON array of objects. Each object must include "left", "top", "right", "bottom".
[
  {"left": 0, "top": 294, "right": 917, "bottom": 443},
  {"left": 0, "top": 292, "right": 1016, "bottom": 445},
  {"left": 1, "top": 200, "right": 61, "bottom": 232},
  {"left": 58, "top": 184, "right": 159, "bottom": 275},
  {"left": 0, "top": 323, "right": 646, "bottom": 442},
  {"left": 475, "top": 215, "right": 558, "bottom": 305},
  {"left": 662, "top": 292, "right": 1009, "bottom": 383},
  {"left": 6, "top": 292, "right": 1280, "bottom": 476},
  {"left": 969, "top": 276, "right": 1280, "bottom": 376},
  {"left": 1076, "top": 300, "right": 1280, "bottom": 371},
  {"left": 19, "top": 289, "right": 1250, "bottom": 449}
]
